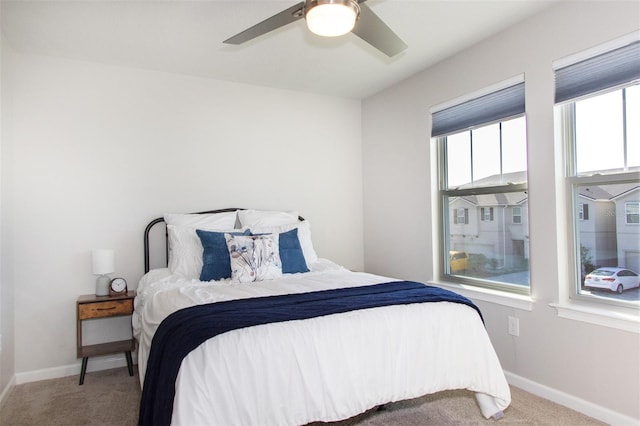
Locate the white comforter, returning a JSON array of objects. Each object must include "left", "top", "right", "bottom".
[{"left": 134, "top": 260, "right": 511, "bottom": 425}]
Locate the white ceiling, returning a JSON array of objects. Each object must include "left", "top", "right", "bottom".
[{"left": 0, "top": 0, "right": 559, "bottom": 99}]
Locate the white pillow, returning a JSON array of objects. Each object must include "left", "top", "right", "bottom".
[
  {"left": 237, "top": 209, "right": 299, "bottom": 228},
  {"left": 225, "top": 233, "right": 282, "bottom": 283},
  {"left": 164, "top": 212, "right": 238, "bottom": 228},
  {"left": 247, "top": 220, "right": 318, "bottom": 265},
  {"left": 164, "top": 211, "right": 238, "bottom": 278}
]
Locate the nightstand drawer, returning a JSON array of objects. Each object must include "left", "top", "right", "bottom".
[{"left": 78, "top": 299, "right": 133, "bottom": 319}]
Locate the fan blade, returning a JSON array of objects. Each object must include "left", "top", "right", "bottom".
[
  {"left": 224, "top": 2, "right": 305, "bottom": 45},
  {"left": 351, "top": 3, "right": 407, "bottom": 57}
]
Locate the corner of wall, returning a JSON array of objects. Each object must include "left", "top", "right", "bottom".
[
  {"left": 0, "top": 374, "right": 16, "bottom": 410},
  {"left": 0, "top": 23, "right": 17, "bottom": 398}
]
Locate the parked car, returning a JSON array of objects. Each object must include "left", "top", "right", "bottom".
[
  {"left": 449, "top": 251, "right": 468, "bottom": 273},
  {"left": 584, "top": 267, "right": 640, "bottom": 294}
]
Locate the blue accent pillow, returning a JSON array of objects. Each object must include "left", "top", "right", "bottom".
[
  {"left": 196, "top": 229, "right": 250, "bottom": 281},
  {"left": 276, "top": 228, "right": 310, "bottom": 274}
]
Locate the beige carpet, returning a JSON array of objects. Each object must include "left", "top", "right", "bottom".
[{"left": 0, "top": 366, "right": 606, "bottom": 426}]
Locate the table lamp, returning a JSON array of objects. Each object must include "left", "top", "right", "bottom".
[{"left": 92, "top": 249, "right": 114, "bottom": 296}]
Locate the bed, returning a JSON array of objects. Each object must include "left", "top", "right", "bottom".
[{"left": 134, "top": 208, "right": 511, "bottom": 425}]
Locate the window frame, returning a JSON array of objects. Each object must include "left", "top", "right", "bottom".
[
  {"left": 558, "top": 93, "right": 640, "bottom": 310},
  {"left": 578, "top": 203, "right": 589, "bottom": 221},
  {"left": 626, "top": 201, "right": 639, "bottom": 225},
  {"left": 454, "top": 208, "right": 469, "bottom": 225},
  {"left": 481, "top": 207, "right": 494, "bottom": 222},
  {"left": 436, "top": 116, "right": 530, "bottom": 296},
  {"left": 512, "top": 206, "right": 522, "bottom": 224},
  {"left": 549, "top": 36, "right": 640, "bottom": 331},
  {"left": 431, "top": 75, "right": 529, "bottom": 296}
]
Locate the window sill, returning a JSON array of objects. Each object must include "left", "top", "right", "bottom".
[
  {"left": 549, "top": 302, "right": 640, "bottom": 334},
  {"left": 429, "top": 280, "right": 534, "bottom": 311}
]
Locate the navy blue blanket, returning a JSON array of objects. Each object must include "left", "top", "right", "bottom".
[{"left": 138, "top": 281, "right": 481, "bottom": 426}]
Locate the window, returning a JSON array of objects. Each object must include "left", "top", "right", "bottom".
[
  {"left": 626, "top": 202, "right": 639, "bottom": 224},
  {"left": 454, "top": 208, "right": 469, "bottom": 225},
  {"left": 432, "top": 77, "right": 530, "bottom": 294},
  {"left": 512, "top": 206, "right": 522, "bottom": 224},
  {"left": 578, "top": 203, "right": 589, "bottom": 221},
  {"left": 555, "top": 38, "right": 640, "bottom": 306},
  {"left": 481, "top": 207, "right": 494, "bottom": 222}
]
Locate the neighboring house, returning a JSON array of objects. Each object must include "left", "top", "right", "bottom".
[
  {"left": 577, "top": 186, "right": 618, "bottom": 269},
  {"left": 449, "top": 192, "right": 529, "bottom": 270},
  {"left": 575, "top": 184, "right": 639, "bottom": 272},
  {"left": 449, "top": 171, "right": 529, "bottom": 270},
  {"left": 449, "top": 174, "right": 639, "bottom": 273},
  {"left": 615, "top": 186, "right": 640, "bottom": 272},
  {"left": 613, "top": 186, "right": 640, "bottom": 272}
]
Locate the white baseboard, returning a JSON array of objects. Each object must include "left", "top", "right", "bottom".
[
  {"left": 15, "top": 353, "right": 135, "bottom": 385},
  {"left": 0, "top": 375, "right": 16, "bottom": 410},
  {"left": 505, "top": 370, "right": 639, "bottom": 426}
]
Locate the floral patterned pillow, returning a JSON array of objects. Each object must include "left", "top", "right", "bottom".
[{"left": 225, "top": 233, "right": 283, "bottom": 283}]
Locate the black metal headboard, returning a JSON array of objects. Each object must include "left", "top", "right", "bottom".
[{"left": 143, "top": 208, "right": 305, "bottom": 273}]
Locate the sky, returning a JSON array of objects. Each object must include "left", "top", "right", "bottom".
[
  {"left": 576, "top": 84, "right": 639, "bottom": 174},
  {"left": 446, "top": 115, "right": 527, "bottom": 188},
  {"left": 444, "top": 84, "right": 639, "bottom": 188}
]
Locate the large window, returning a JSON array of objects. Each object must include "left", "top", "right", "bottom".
[
  {"left": 555, "top": 38, "right": 640, "bottom": 306},
  {"left": 432, "top": 78, "right": 530, "bottom": 294}
]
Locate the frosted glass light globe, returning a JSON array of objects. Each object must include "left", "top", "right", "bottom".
[{"left": 306, "top": 1, "right": 359, "bottom": 37}]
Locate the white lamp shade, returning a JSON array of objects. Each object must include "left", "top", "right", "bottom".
[
  {"left": 306, "top": 1, "right": 359, "bottom": 37},
  {"left": 92, "top": 249, "right": 115, "bottom": 275}
]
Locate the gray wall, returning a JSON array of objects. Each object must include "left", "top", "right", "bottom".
[{"left": 362, "top": 1, "right": 639, "bottom": 422}]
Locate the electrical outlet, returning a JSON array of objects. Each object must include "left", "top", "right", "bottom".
[{"left": 508, "top": 316, "right": 520, "bottom": 336}]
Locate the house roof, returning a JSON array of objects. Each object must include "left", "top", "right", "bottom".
[
  {"left": 578, "top": 183, "right": 640, "bottom": 201},
  {"left": 451, "top": 192, "right": 528, "bottom": 207},
  {"left": 451, "top": 170, "right": 638, "bottom": 205},
  {"left": 449, "top": 171, "right": 527, "bottom": 207},
  {"left": 454, "top": 171, "right": 527, "bottom": 190}
]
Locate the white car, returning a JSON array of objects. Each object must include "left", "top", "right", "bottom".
[{"left": 584, "top": 267, "right": 640, "bottom": 294}]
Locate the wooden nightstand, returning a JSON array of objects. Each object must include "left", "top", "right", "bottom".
[{"left": 76, "top": 291, "right": 136, "bottom": 385}]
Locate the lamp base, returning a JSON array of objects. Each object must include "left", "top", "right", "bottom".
[{"left": 95, "top": 275, "right": 110, "bottom": 296}]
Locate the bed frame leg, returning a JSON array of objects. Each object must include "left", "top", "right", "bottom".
[{"left": 125, "top": 351, "right": 134, "bottom": 376}]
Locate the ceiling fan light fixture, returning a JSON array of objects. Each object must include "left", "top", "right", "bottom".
[{"left": 305, "top": 0, "right": 360, "bottom": 38}]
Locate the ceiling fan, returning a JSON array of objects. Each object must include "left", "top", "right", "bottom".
[{"left": 223, "top": 0, "right": 407, "bottom": 57}]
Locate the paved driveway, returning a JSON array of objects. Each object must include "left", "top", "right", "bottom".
[
  {"left": 493, "top": 271, "right": 639, "bottom": 301},
  {"left": 492, "top": 271, "right": 529, "bottom": 286},
  {"left": 587, "top": 286, "right": 640, "bottom": 302}
]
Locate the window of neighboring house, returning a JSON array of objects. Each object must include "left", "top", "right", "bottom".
[
  {"left": 432, "top": 76, "right": 530, "bottom": 294},
  {"left": 555, "top": 37, "right": 640, "bottom": 306},
  {"left": 578, "top": 203, "right": 589, "bottom": 221},
  {"left": 512, "top": 206, "right": 522, "bottom": 224},
  {"left": 481, "top": 207, "right": 494, "bottom": 222},
  {"left": 626, "top": 202, "right": 640, "bottom": 224},
  {"left": 454, "top": 208, "right": 469, "bottom": 224}
]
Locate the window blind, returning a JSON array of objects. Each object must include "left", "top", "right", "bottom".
[
  {"left": 555, "top": 40, "right": 640, "bottom": 104},
  {"left": 431, "top": 82, "right": 525, "bottom": 138}
]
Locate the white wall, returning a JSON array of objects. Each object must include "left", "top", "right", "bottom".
[
  {"left": 362, "top": 1, "right": 639, "bottom": 423},
  {"left": 2, "top": 51, "right": 363, "bottom": 377}
]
